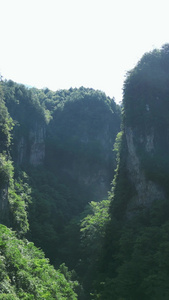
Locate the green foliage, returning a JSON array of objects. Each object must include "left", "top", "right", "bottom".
[
  {"left": 111, "top": 130, "right": 124, "bottom": 189},
  {"left": 113, "top": 131, "right": 123, "bottom": 157},
  {"left": 0, "top": 158, "right": 31, "bottom": 237},
  {"left": 45, "top": 87, "right": 120, "bottom": 179},
  {"left": 2, "top": 80, "right": 47, "bottom": 125},
  {"left": 93, "top": 199, "right": 169, "bottom": 299},
  {"left": 8, "top": 173, "right": 31, "bottom": 237},
  {"left": 0, "top": 224, "right": 78, "bottom": 299},
  {"left": 109, "top": 132, "right": 136, "bottom": 220},
  {"left": 0, "top": 153, "right": 13, "bottom": 188},
  {"left": 80, "top": 200, "right": 110, "bottom": 253},
  {"left": 26, "top": 166, "right": 79, "bottom": 263},
  {"left": 20, "top": 87, "right": 120, "bottom": 270},
  {"left": 0, "top": 151, "right": 31, "bottom": 238},
  {"left": 1, "top": 79, "right": 121, "bottom": 298},
  {"left": 0, "top": 84, "right": 13, "bottom": 152},
  {"left": 123, "top": 44, "right": 169, "bottom": 130},
  {"left": 122, "top": 44, "right": 169, "bottom": 199},
  {"left": 94, "top": 44, "right": 169, "bottom": 300},
  {"left": 74, "top": 200, "right": 111, "bottom": 298}
]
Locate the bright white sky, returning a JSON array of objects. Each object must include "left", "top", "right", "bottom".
[{"left": 0, "top": 0, "right": 169, "bottom": 103}]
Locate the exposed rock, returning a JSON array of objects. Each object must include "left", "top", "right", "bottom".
[
  {"left": 16, "top": 123, "right": 46, "bottom": 166},
  {"left": 146, "top": 128, "right": 154, "bottom": 152},
  {"left": 17, "top": 136, "right": 26, "bottom": 164},
  {"left": 29, "top": 123, "right": 46, "bottom": 166},
  {"left": 125, "top": 127, "right": 165, "bottom": 208},
  {"left": 0, "top": 185, "right": 9, "bottom": 224}
]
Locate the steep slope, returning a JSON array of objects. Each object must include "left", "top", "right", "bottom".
[
  {"left": 0, "top": 91, "right": 13, "bottom": 224},
  {"left": 45, "top": 87, "right": 120, "bottom": 202},
  {"left": 3, "top": 82, "right": 120, "bottom": 202},
  {"left": 112, "top": 44, "right": 169, "bottom": 219},
  {"left": 94, "top": 44, "right": 169, "bottom": 300},
  {"left": 2, "top": 82, "right": 121, "bottom": 266},
  {"left": 0, "top": 225, "right": 78, "bottom": 299},
  {"left": 0, "top": 82, "right": 78, "bottom": 299},
  {"left": 2, "top": 80, "right": 47, "bottom": 166}
]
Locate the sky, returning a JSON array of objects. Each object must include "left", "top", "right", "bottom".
[{"left": 0, "top": 0, "right": 169, "bottom": 103}]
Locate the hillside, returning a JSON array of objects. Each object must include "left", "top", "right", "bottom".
[
  {"left": 93, "top": 44, "right": 169, "bottom": 299},
  {"left": 0, "top": 84, "right": 78, "bottom": 299},
  {"left": 2, "top": 44, "right": 169, "bottom": 300},
  {"left": 0, "top": 81, "right": 120, "bottom": 299}
]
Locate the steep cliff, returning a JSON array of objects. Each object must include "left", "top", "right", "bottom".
[
  {"left": 0, "top": 86, "right": 13, "bottom": 224},
  {"left": 46, "top": 87, "right": 120, "bottom": 201},
  {"left": 124, "top": 125, "right": 165, "bottom": 215},
  {"left": 95, "top": 44, "right": 169, "bottom": 300},
  {"left": 0, "top": 183, "right": 9, "bottom": 224},
  {"left": 16, "top": 122, "right": 46, "bottom": 166},
  {"left": 112, "top": 44, "right": 169, "bottom": 219},
  {"left": 3, "top": 82, "right": 120, "bottom": 201},
  {"left": 0, "top": 83, "right": 79, "bottom": 300},
  {"left": 2, "top": 80, "right": 47, "bottom": 166},
  {"left": 2, "top": 82, "right": 121, "bottom": 266}
]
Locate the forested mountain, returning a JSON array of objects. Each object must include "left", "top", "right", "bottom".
[
  {"left": 0, "top": 83, "right": 79, "bottom": 299},
  {"left": 1, "top": 44, "right": 169, "bottom": 300},
  {"left": 92, "top": 44, "right": 169, "bottom": 299},
  {"left": 0, "top": 81, "right": 120, "bottom": 299}
]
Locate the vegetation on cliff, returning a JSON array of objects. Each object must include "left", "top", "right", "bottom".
[
  {"left": 1, "top": 82, "right": 120, "bottom": 270},
  {"left": 1, "top": 44, "right": 169, "bottom": 299},
  {"left": 92, "top": 44, "right": 169, "bottom": 300},
  {"left": 0, "top": 225, "right": 78, "bottom": 299},
  {"left": 0, "top": 81, "right": 79, "bottom": 299},
  {"left": 0, "top": 80, "right": 120, "bottom": 299}
]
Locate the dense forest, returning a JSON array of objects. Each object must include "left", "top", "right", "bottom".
[
  {"left": 1, "top": 44, "right": 169, "bottom": 299},
  {"left": 0, "top": 81, "right": 120, "bottom": 299}
]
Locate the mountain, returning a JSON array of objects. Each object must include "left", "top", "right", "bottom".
[
  {"left": 0, "top": 83, "right": 79, "bottom": 299},
  {"left": 3, "top": 82, "right": 120, "bottom": 202},
  {"left": 94, "top": 44, "right": 169, "bottom": 300},
  {"left": 0, "top": 80, "right": 120, "bottom": 299},
  {"left": 2, "top": 44, "right": 169, "bottom": 300}
]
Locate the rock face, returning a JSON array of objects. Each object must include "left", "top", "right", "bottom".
[
  {"left": 17, "top": 137, "right": 26, "bottom": 165},
  {"left": 112, "top": 46, "right": 169, "bottom": 219},
  {"left": 46, "top": 94, "right": 120, "bottom": 202},
  {"left": 3, "top": 83, "right": 121, "bottom": 205},
  {"left": 16, "top": 123, "right": 46, "bottom": 166},
  {"left": 0, "top": 186, "right": 9, "bottom": 224},
  {"left": 125, "top": 127, "right": 165, "bottom": 208},
  {"left": 61, "top": 126, "right": 116, "bottom": 201},
  {"left": 29, "top": 123, "right": 46, "bottom": 166}
]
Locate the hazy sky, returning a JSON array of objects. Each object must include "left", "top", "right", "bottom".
[{"left": 0, "top": 0, "right": 169, "bottom": 103}]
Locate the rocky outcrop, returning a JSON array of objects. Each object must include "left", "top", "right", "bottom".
[
  {"left": 17, "top": 136, "right": 26, "bottom": 165},
  {"left": 0, "top": 185, "right": 9, "bottom": 224},
  {"left": 29, "top": 123, "right": 46, "bottom": 166},
  {"left": 112, "top": 45, "right": 169, "bottom": 219},
  {"left": 16, "top": 123, "right": 46, "bottom": 166},
  {"left": 125, "top": 127, "right": 165, "bottom": 208}
]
